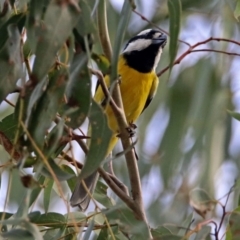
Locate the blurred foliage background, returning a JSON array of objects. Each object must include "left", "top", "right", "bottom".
[{"left": 0, "top": 0, "right": 240, "bottom": 239}]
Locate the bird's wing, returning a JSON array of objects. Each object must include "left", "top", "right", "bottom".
[{"left": 142, "top": 74, "right": 159, "bottom": 114}]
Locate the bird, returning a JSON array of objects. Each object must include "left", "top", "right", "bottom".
[{"left": 70, "top": 29, "right": 167, "bottom": 210}]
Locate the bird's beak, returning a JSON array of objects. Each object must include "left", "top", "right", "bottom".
[{"left": 152, "top": 34, "right": 167, "bottom": 47}]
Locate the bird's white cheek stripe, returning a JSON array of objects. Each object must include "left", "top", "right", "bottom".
[{"left": 123, "top": 39, "right": 152, "bottom": 53}]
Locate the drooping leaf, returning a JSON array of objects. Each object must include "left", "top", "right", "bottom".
[
  {"left": 78, "top": 100, "right": 112, "bottom": 180},
  {"left": 110, "top": 0, "right": 132, "bottom": 82},
  {"left": 41, "top": 158, "right": 75, "bottom": 181},
  {"left": 189, "top": 188, "right": 217, "bottom": 219},
  {"left": 0, "top": 24, "right": 23, "bottom": 102},
  {"left": 167, "top": 0, "right": 181, "bottom": 69},
  {"left": 93, "top": 181, "right": 113, "bottom": 208},
  {"left": 227, "top": 207, "right": 240, "bottom": 240},
  {"left": 44, "top": 178, "right": 54, "bottom": 213},
  {"left": 27, "top": 69, "right": 68, "bottom": 149},
  {"left": 31, "top": 1, "right": 80, "bottom": 83},
  {"left": 75, "top": 0, "right": 95, "bottom": 36},
  {"left": 29, "top": 175, "right": 45, "bottom": 207},
  {"left": 234, "top": 0, "right": 240, "bottom": 21},
  {"left": 104, "top": 204, "right": 150, "bottom": 240},
  {"left": 0, "top": 13, "right": 26, "bottom": 50},
  {"left": 1, "top": 229, "right": 34, "bottom": 240},
  {"left": 26, "top": 0, "right": 51, "bottom": 52},
  {"left": 0, "top": 113, "right": 18, "bottom": 141},
  {"left": 64, "top": 51, "right": 91, "bottom": 128}
]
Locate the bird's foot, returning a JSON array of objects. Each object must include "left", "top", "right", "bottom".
[{"left": 126, "top": 122, "right": 137, "bottom": 137}]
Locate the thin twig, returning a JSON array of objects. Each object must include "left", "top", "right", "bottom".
[
  {"left": 4, "top": 98, "right": 16, "bottom": 107},
  {"left": 157, "top": 37, "right": 240, "bottom": 77},
  {"left": 191, "top": 49, "right": 240, "bottom": 57},
  {"left": 132, "top": 9, "right": 191, "bottom": 47}
]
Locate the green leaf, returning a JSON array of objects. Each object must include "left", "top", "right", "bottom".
[
  {"left": 67, "top": 175, "right": 77, "bottom": 193},
  {"left": 79, "top": 100, "right": 112, "bottom": 179},
  {"left": 93, "top": 181, "right": 113, "bottom": 208},
  {"left": 45, "top": 119, "right": 65, "bottom": 157},
  {"left": 92, "top": 53, "right": 110, "bottom": 75},
  {"left": 15, "top": 188, "right": 31, "bottom": 218},
  {"left": 234, "top": 0, "right": 240, "bottom": 21},
  {"left": 151, "top": 226, "right": 172, "bottom": 238},
  {"left": 26, "top": 0, "right": 50, "bottom": 52},
  {"left": 44, "top": 179, "right": 54, "bottom": 213},
  {"left": 167, "top": 0, "right": 181, "bottom": 69},
  {"left": 41, "top": 159, "right": 75, "bottom": 181},
  {"left": 1, "top": 229, "right": 34, "bottom": 240},
  {"left": 0, "top": 13, "right": 26, "bottom": 50},
  {"left": 227, "top": 207, "right": 240, "bottom": 240},
  {"left": 25, "top": 77, "right": 48, "bottom": 126},
  {"left": 194, "top": 226, "right": 211, "bottom": 240},
  {"left": 227, "top": 110, "right": 240, "bottom": 121},
  {"left": 29, "top": 175, "right": 45, "bottom": 207},
  {"left": 28, "top": 211, "right": 41, "bottom": 222},
  {"left": 75, "top": 0, "right": 95, "bottom": 36},
  {"left": 0, "top": 212, "right": 13, "bottom": 220},
  {"left": 97, "top": 225, "right": 129, "bottom": 240},
  {"left": 0, "top": 24, "right": 23, "bottom": 102},
  {"left": 65, "top": 51, "right": 91, "bottom": 128},
  {"left": 64, "top": 227, "right": 77, "bottom": 240},
  {"left": 189, "top": 188, "right": 216, "bottom": 219},
  {"left": 27, "top": 69, "right": 68, "bottom": 148},
  {"left": 31, "top": 212, "right": 66, "bottom": 228},
  {"left": 110, "top": 0, "right": 132, "bottom": 82},
  {"left": 43, "top": 228, "right": 65, "bottom": 240},
  {"left": 65, "top": 212, "right": 86, "bottom": 224},
  {"left": 32, "top": 1, "right": 80, "bottom": 82},
  {"left": 104, "top": 204, "right": 150, "bottom": 240},
  {"left": 0, "top": 113, "right": 18, "bottom": 142}
]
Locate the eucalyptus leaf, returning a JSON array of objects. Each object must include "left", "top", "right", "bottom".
[
  {"left": 31, "top": 212, "right": 66, "bottom": 228},
  {"left": 27, "top": 69, "right": 68, "bottom": 148},
  {"left": 65, "top": 51, "right": 91, "bottom": 128},
  {"left": 32, "top": 1, "right": 80, "bottom": 82},
  {"left": 167, "top": 0, "right": 181, "bottom": 69},
  {"left": 41, "top": 158, "right": 75, "bottom": 181},
  {"left": 44, "top": 179, "right": 54, "bottom": 213},
  {"left": 79, "top": 100, "right": 112, "bottom": 180},
  {"left": 0, "top": 24, "right": 23, "bottom": 102}
]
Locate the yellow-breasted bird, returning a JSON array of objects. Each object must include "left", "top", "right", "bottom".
[{"left": 70, "top": 29, "right": 167, "bottom": 210}]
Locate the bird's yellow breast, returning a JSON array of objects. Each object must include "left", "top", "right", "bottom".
[{"left": 94, "top": 55, "right": 157, "bottom": 134}]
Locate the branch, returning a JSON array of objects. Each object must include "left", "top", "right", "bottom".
[
  {"left": 157, "top": 37, "right": 240, "bottom": 77},
  {"left": 132, "top": 9, "right": 191, "bottom": 47},
  {"left": 191, "top": 49, "right": 240, "bottom": 57}
]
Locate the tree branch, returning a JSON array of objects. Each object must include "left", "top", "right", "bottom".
[{"left": 157, "top": 37, "right": 240, "bottom": 77}]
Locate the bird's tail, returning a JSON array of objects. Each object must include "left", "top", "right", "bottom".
[
  {"left": 70, "top": 135, "right": 118, "bottom": 210},
  {"left": 70, "top": 171, "right": 99, "bottom": 210}
]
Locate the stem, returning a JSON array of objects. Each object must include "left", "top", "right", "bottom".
[{"left": 97, "top": 0, "right": 112, "bottom": 61}]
